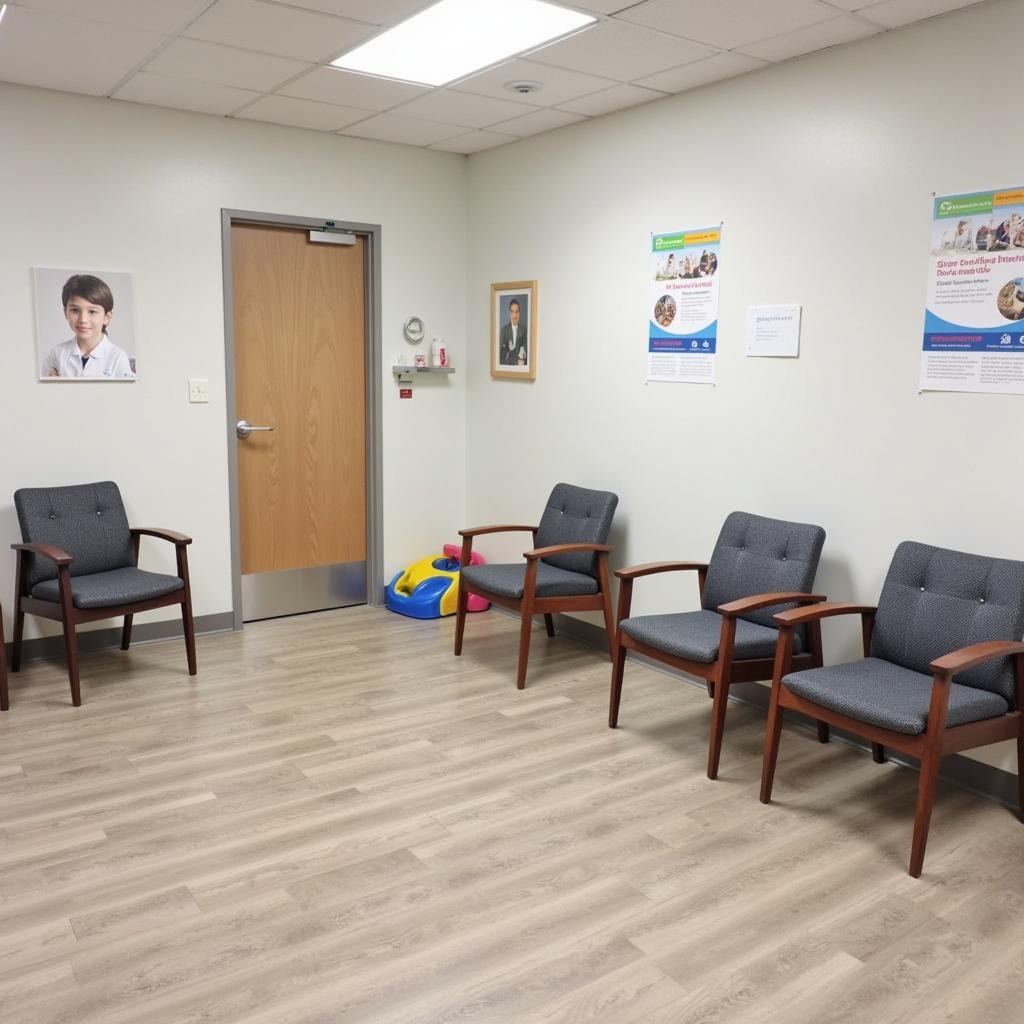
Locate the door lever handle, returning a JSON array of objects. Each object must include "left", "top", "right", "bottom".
[{"left": 236, "top": 419, "right": 274, "bottom": 439}]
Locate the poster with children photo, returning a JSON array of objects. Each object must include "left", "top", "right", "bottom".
[{"left": 33, "top": 268, "right": 137, "bottom": 381}]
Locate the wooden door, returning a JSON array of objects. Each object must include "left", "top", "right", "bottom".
[{"left": 232, "top": 223, "right": 366, "bottom": 594}]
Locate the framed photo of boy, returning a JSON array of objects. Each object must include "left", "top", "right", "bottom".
[
  {"left": 33, "top": 267, "right": 137, "bottom": 381},
  {"left": 491, "top": 280, "right": 537, "bottom": 381}
]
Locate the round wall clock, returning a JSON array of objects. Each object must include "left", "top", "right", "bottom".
[{"left": 403, "top": 316, "right": 425, "bottom": 344}]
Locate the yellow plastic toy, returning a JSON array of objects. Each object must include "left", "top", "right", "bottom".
[{"left": 385, "top": 544, "right": 489, "bottom": 619}]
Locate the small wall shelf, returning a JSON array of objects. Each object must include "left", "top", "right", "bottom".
[{"left": 392, "top": 365, "right": 455, "bottom": 383}]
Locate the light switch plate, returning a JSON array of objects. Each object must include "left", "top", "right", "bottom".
[{"left": 189, "top": 378, "right": 209, "bottom": 404}]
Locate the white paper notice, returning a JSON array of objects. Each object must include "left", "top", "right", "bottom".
[{"left": 745, "top": 304, "right": 801, "bottom": 357}]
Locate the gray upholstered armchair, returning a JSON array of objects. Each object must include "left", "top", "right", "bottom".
[
  {"left": 610, "top": 511, "right": 827, "bottom": 780},
  {"left": 762, "top": 541, "right": 1024, "bottom": 877},
  {"left": 9, "top": 481, "right": 197, "bottom": 707},
  {"left": 455, "top": 483, "right": 618, "bottom": 689}
]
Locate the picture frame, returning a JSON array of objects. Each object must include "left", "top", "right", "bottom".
[
  {"left": 491, "top": 280, "right": 537, "bottom": 381},
  {"left": 33, "top": 267, "right": 137, "bottom": 382}
]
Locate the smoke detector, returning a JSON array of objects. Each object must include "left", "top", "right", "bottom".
[{"left": 504, "top": 80, "right": 543, "bottom": 96}]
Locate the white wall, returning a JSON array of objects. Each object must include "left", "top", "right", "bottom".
[
  {"left": 464, "top": 0, "right": 1024, "bottom": 773},
  {"left": 0, "top": 84, "right": 468, "bottom": 637}
]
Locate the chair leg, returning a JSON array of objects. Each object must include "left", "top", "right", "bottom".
[
  {"left": 1016, "top": 729, "right": 1023, "bottom": 824},
  {"left": 453, "top": 583, "right": 468, "bottom": 656},
  {"left": 760, "top": 693, "right": 785, "bottom": 803},
  {"left": 817, "top": 721, "right": 830, "bottom": 743},
  {"left": 11, "top": 605, "right": 24, "bottom": 673},
  {"left": 543, "top": 613, "right": 555, "bottom": 638},
  {"left": 909, "top": 746, "right": 943, "bottom": 878},
  {"left": 181, "top": 601, "right": 197, "bottom": 677},
  {"left": 608, "top": 633, "right": 626, "bottom": 728},
  {"left": 121, "top": 613, "right": 134, "bottom": 651},
  {"left": 62, "top": 622, "right": 81, "bottom": 707},
  {"left": 516, "top": 607, "right": 533, "bottom": 690},
  {"left": 0, "top": 609, "right": 8, "bottom": 712},
  {"left": 707, "top": 678, "right": 730, "bottom": 780},
  {"left": 872, "top": 742, "right": 887, "bottom": 764}
]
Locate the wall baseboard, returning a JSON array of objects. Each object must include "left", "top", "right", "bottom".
[
  {"left": 548, "top": 612, "right": 1021, "bottom": 812},
  {"left": 4, "top": 612, "right": 235, "bottom": 665}
]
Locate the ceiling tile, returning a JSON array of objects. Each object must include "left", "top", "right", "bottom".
[
  {"left": 270, "top": 0, "right": 433, "bottom": 24},
  {"left": 185, "top": 0, "right": 374, "bottom": 62},
  {"left": 492, "top": 107, "right": 587, "bottom": 137},
  {"left": 527, "top": 20, "right": 715, "bottom": 81},
  {"left": 618, "top": 0, "right": 837, "bottom": 50},
  {"left": 573, "top": 2, "right": 641, "bottom": 12},
  {"left": 635, "top": 51, "right": 768, "bottom": 92},
  {"left": 557, "top": 83, "right": 665, "bottom": 117},
  {"left": 0, "top": 5, "right": 166, "bottom": 96},
  {"left": 392, "top": 89, "right": 538, "bottom": 129},
  {"left": 14, "top": 0, "right": 211, "bottom": 34},
  {"left": 854, "top": 0, "right": 984, "bottom": 29},
  {"left": 429, "top": 131, "right": 518, "bottom": 154},
  {"left": 145, "top": 38, "right": 312, "bottom": 91},
  {"left": 113, "top": 72, "right": 258, "bottom": 115},
  {"left": 340, "top": 113, "right": 468, "bottom": 146},
  {"left": 280, "top": 67, "right": 428, "bottom": 109},
  {"left": 234, "top": 94, "right": 372, "bottom": 130},
  {"left": 738, "top": 16, "right": 879, "bottom": 62},
  {"left": 453, "top": 58, "right": 616, "bottom": 108}
]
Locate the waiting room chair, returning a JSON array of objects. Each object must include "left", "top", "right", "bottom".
[
  {"left": 0, "top": 608, "right": 8, "bottom": 712},
  {"left": 455, "top": 483, "right": 618, "bottom": 689},
  {"left": 610, "top": 511, "right": 827, "bottom": 780},
  {"left": 761, "top": 541, "right": 1024, "bottom": 877},
  {"left": 9, "top": 481, "right": 197, "bottom": 707}
]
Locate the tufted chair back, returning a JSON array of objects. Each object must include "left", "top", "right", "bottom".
[
  {"left": 871, "top": 542, "right": 1024, "bottom": 706},
  {"left": 14, "top": 482, "right": 134, "bottom": 589},
  {"left": 701, "top": 511, "right": 826, "bottom": 629},
  {"left": 534, "top": 483, "right": 618, "bottom": 579}
]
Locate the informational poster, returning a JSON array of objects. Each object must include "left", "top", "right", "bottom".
[
  {"left": 745, "top": 304, "right": 801, "bottom": 358},
  {"left": 922, "top": 187, "right": 1024, "bottom": 394},
  {"left": 648, "top": 226, "right": 721, "bottom": 384}
]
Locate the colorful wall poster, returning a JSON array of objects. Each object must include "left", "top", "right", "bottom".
[
  {"left": 648, "top": 226, "right": 721, "bottom": 384},
  {"left": 922, "top": 187, "right": 1024, "bottom": 394}
]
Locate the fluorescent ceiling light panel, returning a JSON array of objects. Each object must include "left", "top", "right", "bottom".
[
  {"left": 332, "top": 0, "right": 595, "bottom": 87},
  {"left": 0, "top": 5, "right": 7, "bottom": 26}
]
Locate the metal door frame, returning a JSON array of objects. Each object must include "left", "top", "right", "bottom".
[{"left": 221, "top": 208, "right": 384, "bottom": 630}]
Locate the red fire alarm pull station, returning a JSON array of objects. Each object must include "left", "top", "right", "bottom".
[{"left": 399, "top": 388, "right": 413, "bottom": 399}]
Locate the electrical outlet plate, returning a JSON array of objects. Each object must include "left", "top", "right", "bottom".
[{"left": 188, "top": 378, "right": 209, "bottom": 404}]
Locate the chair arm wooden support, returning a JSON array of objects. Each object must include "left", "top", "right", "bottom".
[
  {"left": 130, "top": 528, "right": 192, "bottom": 546},
  {"left": 458, "top": 524, "right": 538, "bottom": 538},
  {"left": 718, "top": 592, "right": 826, "bottom": 618},
  {"left": 773, "top": 602, "right": 877, "bottom": 627},
  {"left": 615, "top": 561, "right": 708, "bottom": 580},
  {"left": 11, "top": 542, "right": 74, "bottom": 566},
  {"left": 930, "top": 641, "right": 1024, "bottom": 678},
  {"left": 524, "top": 543, "right": 611, "bottom": 561}
]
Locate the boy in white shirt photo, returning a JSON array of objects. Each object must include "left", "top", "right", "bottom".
[{"left": 41, "top": 274, "right": 135, "bottom": 379}]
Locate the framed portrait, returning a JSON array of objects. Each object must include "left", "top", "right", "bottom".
[
  {"left": 33, "top": 267, "right": 137, "bottom": 382},
  {"left": 491, "top": 280, "right": 537, "bottom": 381}
]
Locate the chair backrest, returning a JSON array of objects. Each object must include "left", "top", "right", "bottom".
[
  {"left": 871, "top": 541, "right": 1024, "bottom": 706},
  {"left": 534, "top": 483, "right": 618, "bottom": 579},
  {"left": 14, "top": 481, "right": 134, "bottom": 588},
  {"left": 701, "top": 511, "right": 826, "bottom": 629}
]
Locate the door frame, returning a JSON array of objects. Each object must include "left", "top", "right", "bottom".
[{"left": 221, "top": 208, "right": 384, "bottom": 630}]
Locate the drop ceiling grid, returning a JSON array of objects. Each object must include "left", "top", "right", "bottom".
[{"left": 0, "top": 0, "right": 993, "bottom": 150}]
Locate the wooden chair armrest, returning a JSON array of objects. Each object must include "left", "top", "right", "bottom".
[
  {"left": 930, "top": 641, "right": 1024, "bottom": 678},
  {"left": 615, "top": 561, "right": 708, "bottom": 580},
  {"left": 11, "top": 542, "right": 73, "bottom": 566},
  {"left": 458, "top": 524, "right": 538, "bottom": 538},
  {"left": 524, "top": 543, "right": 611, "bottom": 561},
  {"left": 131, "top": 527, "right": 192, "bottom": 546},
  {"left": 774, "top": 602, "right": 877, "bottom": 628},
  {"left": 719, "top": 592, "right": 826, "bottom": 618}
]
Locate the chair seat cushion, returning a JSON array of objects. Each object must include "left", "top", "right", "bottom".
[
  {"left": 31, "top": 567, "right": 184, "bottom": 609},
  {"left": 620, "top": 609, "right": 801, "bottom": 664},
  {"left": 461, "top": 562, "right": 599, "bottom": 600},
  {"left": 783, "top": 657, "right": 1010, "bottom": 735}
]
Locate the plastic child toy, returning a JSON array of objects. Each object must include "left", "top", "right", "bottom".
[{"left": 385, "top": 544, "right": 490, "bottom": 619}]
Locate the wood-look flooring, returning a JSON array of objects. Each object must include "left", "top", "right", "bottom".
[{"left": 0, "top": 606, "right": 1021, "bottom": 1023}]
